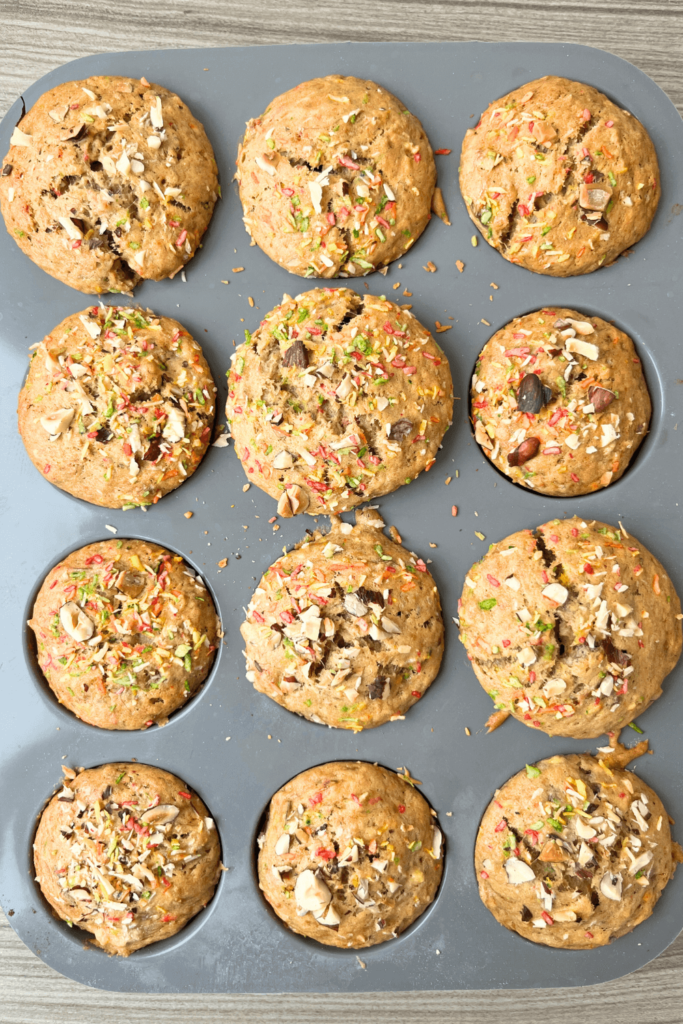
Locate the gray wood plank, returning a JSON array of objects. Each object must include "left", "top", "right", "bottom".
[{"left": 1, "top": 2, "right": 682, "bottom": 1019}]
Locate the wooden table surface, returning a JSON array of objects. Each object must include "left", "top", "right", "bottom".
[{"left": 1, "top": 2, "right": 682, "bottom": 1020}]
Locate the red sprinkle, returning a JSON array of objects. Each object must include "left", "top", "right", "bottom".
[
  {"left": 541, "top": 911, "right": 554, "bottom": 925},
  {"left": 494, "top": 819, "right": 506, "bottom": 833},
  {"left": 177, "top": 791, "right": 191, "bottom": 800},
  {"left": 398, "top": 805, "right": 406, "bottom": 814},
  {"left": 486, "top": 574, "right": 500, "bottom": 587},
  {"left": 434, "top": 148, "right": 452, "bottom": 155}
]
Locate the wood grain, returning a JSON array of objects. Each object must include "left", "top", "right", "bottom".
[{"left": 1, "top": 1, "right": 683, "bottom": 1019}]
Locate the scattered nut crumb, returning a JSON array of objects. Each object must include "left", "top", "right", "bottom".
[
  {"left": 490, "top": 282, "right": 499, "bottom": 289},
  {"left": 471, "top": 236, "right": 478, "bottom": 247},
  {"left": 356, "top": 956, "right": 367, "bottom": 969},
  {"left": 429, "top": 542, "right": 437, "bottom": 548},
  {"left": 452, "top": 505, "right": 458, "bottom": 517},
  {"left": 218, "top": 558, "right": 228, "bottom": 568},
  {"left": 232, "top": 266, "right": 244, "bottom": 272},
  {"left": 456, "top": 260, "right": 465, "bottom": 272},
  {"left": 481, "top": 319, "right": 491, "bottom": 326},
  {"left": 392, "top": 281, "right": 401, "bottom": 289},
  {"left": 403, "top": 288, "right": 412, "bottom": 296},
  {"left": 435, "top": 321, "right": 452, "bottom": 333},
  {"left": 465, "top": 727, "right": 471, "bottom": 736},
  {"left": 242, "top": 483, "right": 250, "bottom": 492},
  {"left": 248, "top": 297, "right": 254, "bottom": 307},
  {"left": 400, "top": 304, "right": 413, "bottom": 310},
  {"left": 475, "top": 531, "right": 485, "bottom": 540},
  {"left": 423, "top": 261, "right": 437, "bottom": 272},
  {"left": 184, "top": 511, "right": 193, "bottom": 519},
  {"left": 445, "top": 476, "right": 452, "bottom": 485}
]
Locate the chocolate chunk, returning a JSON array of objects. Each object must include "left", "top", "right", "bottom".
[
  {"left": 601, "top": 637, "right": 631, "bottom": 668},
  {"left": 144, "top": 436, "right": 163, "bottom": 462},
  {"left": 388, "top": 418, "right": 412, "bottom": 440},
  {"left": 517, "top": 373, "right": 552, "bottom": 414},
  {"left": 1, "top": 164, "right": 12, "bottom": 176},
  {"left": 507, "top": 436, "right": 541, "bottom": 466},
  {"left": 281, "top": 338, "right": 308, "bottom": 368},
  {"left": 520, "top": 905, "right": 533, "bottom": 922},
  {"left": 94, "top": 427, "right": 114, "bottom": 444},
  {"left": 356, "top": 586, "right": 384, "bottom": 608},
  {"left": 367, "top": 679, "right": 386, "bottom": 700},
  {"left": 588, "top": 386, "right": 615, "bottom": 413}
]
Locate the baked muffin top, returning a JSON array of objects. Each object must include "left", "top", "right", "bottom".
[
  {"left": 0, "top": 76, "right": 218, "bottom": 293},
  {"left": 237, "top": 75, "right": 436, "bottom": 277},
  {"left": 460, "top": 76, "right": 660, "bottom": 276}
]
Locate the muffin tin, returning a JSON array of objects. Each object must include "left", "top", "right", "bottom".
[{"left": 0, "top": 41, "right": 682, "bottom": 993}]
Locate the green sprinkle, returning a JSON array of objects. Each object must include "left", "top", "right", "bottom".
[
  {"left": 628, "top": 721, "right": 644, "bottom": 734},
  {"left": 479, "top": 598, "right": 497, "bottom": 611},
  {"left": 140, "top": 197, "right": 149, "bottom": 209},
  {"left": 525, "top": 764, "right": 542, "bottom": 778}
]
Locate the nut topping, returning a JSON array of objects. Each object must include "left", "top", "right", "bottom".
[{"left": 59, "top": 602, "right": 95, "bottom": 643}]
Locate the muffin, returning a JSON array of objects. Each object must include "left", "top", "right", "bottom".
[
  {"left": 470, "top": 308, "right": 651, "bottom": 496},
  {"left": 459, "top": 76, "right": 660, "bottom": 276},
  {"left": 0, "top": 76, "right": 218, "bottom": 293},
  {"left": 226, "top": 288, "right": 453, "bottom": 516},
  {"left": 18, "top": 305, "right": 216, "bottom": 509},
  {"left": 29, "top": 539, "right": 221, "bottom": 730},
  {"left": 237, "top": 75, "right": 436, "bottom": 277},
  {"left": 241, "top": 509, "right": 444, "bottom": 730},
  {"left": 475, "top": 753, "right": 680, "bottom": 948},
  {"left": 258, "top": 761, "right": 443, "bottom": 948},
  {"left": 458, "top": 517, "right": 682, "bottom": 737},
  {"left": 34, "top": 762, "right": 221, "bottom": 955}
]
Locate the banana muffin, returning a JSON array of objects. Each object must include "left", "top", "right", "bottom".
[
  {"left": 459, "top": 76, "right": 660, "bottom": 276},
  {"left": 0, "top": 76, "right": 218, "bottom": 293},
  {"left": 18, "top": 305, "right": 216, "bottom": 509},
  {"left": 34, "top": 762, "right": 221, "bottom": 955},
  {"left": 29, "top": 539, "right": 221, "bottom": 730},
  {"left": 459, "top": 517, "right": 682, "bottom": 737},
  {"left": 475, "top": 752, "right": 680, "bottom": 948},
  {"left": 237, "top": 75, "right": 436, "bottom": 277},
  {"left": 241, "top": 509, "right": 444, "bottom": 730},
  {"left": 470, "top": 308, "right": 651, "bottom": 496},
  {"left": 258, "top": 760, "right": 443, "bottom": 948},
  {"left": 226, "top": 287, "right": 453, "bottom": 516}
]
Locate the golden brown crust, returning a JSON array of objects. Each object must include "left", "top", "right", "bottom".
[
  {"left": 226, "top": 288, "right": 453, "bottom": 515},
  {"left": 471, "top": 308, "right": 651, "bottom": 496},
  {"left": 258, "top": 761, "right": 443, "bottom": 948},
  {"left": 0, "top": 76, "right": 218, "bottom": 294},
  {"left": 459, "top": 517, "right": 682, "bottom": 737},
  {"left": 237, "top": 75, "right": 436, "bottom": 277},
  {"left": 34, "top": 763, "right": 221, "bottom": 955},
  {"left": 29, "top": 540, "right": 221, "bottom": 730},
  {"left": 241, "top": 510, "right": 444, "bottom": 729},
  {"left": 475, "top": 754, "right": 676, "bottom": 948},
  {"left": 459, "top": 76, "right": 660, "bottom": 276},
  {"left": 18, "top": 305, "right": 216, "bottom": 508}
]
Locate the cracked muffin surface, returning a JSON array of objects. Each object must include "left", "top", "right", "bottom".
[
  {"left": 476, "top": 753, "right": 680, "bottom": 948},
  {"left": 226, "top": 287, "right": 453, "bottom": 516},
  {"left": 471, "top": 308, "right": 651, "bottom": 496},
  {"left": 459, "top": 76, "right": 660, "bottom": 276},
  {"left": 459, "top": 518, "right": 682, "bottom": 737},
  {"left": 29, "top": 539, "right": 220, "bottom": 730},
  {"left": 242, "top": 510, "right": 444, "bottom": 730},
  {"left": 34, "top": 762, "right": 221, "bottom": 955},
  {"left": 237, "top": 75, "right": 436, "bottom": 278},
  {"left": 258, "top": 761, "right": 443, "bottom": 948},
  {"left": 18, "top": 305, "right": 216, "bottom": 508},
  {"left": 0, "top": 76, "right": 218, "bottom": 293}
]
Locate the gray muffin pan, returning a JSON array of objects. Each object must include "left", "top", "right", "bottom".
[{"left": 0, "top": 41, "right": 682, "bottom": 993}]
